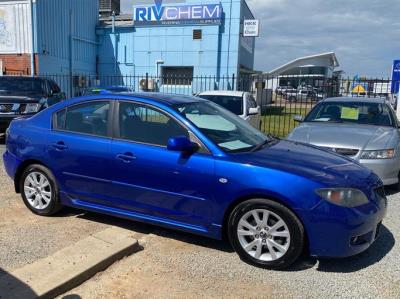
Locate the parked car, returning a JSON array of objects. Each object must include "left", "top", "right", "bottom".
[
  {"left": 288, "top": 97, "right": 400, "bottom": 187},
  {"left": 81, "top": 86, "right": 134, "bottom": 96},
  {"left": 0, "top": 76, "right": 65, "bottom": 134},
  {"left": 197, "top": 90, "right": 261, "bottom": 129},
  {"left": 283, "top": 89, "right": 324, "bottom": 102},
  {"left": 275, "top": 86, "right": 295, "bottom": 95},
  {"left": 3, "top": 93, "right": 386, "bottom": 269}
]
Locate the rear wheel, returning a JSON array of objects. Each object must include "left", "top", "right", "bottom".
[
  {"left": 228, "top": 199, "right": 305, "bottom": 269},
  {"left": 20, "top": 164, "right": 62, "bottom": 216}
]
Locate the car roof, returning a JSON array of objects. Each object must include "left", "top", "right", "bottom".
[
  {"left": 97, "top": 92, "right": 207, "bottom": 106},
  {"left": 322, "top": 96, "right": 388, "bottom": 104},
  {"left": 198, "top": 90, "right": 245, "bottom": 97}
]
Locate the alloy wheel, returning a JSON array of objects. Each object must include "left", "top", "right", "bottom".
[
  {"left": 23, "top": 172, "right": 52, "bottom": 210},
  {"left": 237, "top": 209, "right": 291, "bottom": 261}
]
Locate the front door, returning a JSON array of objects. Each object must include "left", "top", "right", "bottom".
[{"left": 110, "top": 101, "right": 215, "bottom": 228}]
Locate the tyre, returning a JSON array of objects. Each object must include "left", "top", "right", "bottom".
[
  {"left": 20, "top": 164, "right": 62, "bottom": 216},
  {"left": 228, "top": 198, "right": 305, "bottom": 269},
  {"left": 289, "top": 96, "right": 296, "bottom": 102}
]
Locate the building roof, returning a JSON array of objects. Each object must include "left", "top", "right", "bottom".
[
  {"left": 198, "top": 90, "right": 245, "bottom": 97},
  {"left": 265, "top": 52, "right": 339, "bottom": 76}
]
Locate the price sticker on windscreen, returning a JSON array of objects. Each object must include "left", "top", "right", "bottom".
[{"left": 341, "top": 107, "right": 359, "bottom": 120}]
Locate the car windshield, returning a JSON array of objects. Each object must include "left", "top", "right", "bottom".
[
  {"left": 199, "top": 95, "right": 243, "bottom": 115},
  {"left": 305, "top": 101, "right": 395, "bottom": 127},
  {"left": 0, "top": 78, "right": 45, "bottom": 94},
  {"left": 174, "top": 101, "right": 269, "bottom": 153}
]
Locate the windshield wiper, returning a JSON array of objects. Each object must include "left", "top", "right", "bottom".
[{"left": 252, "top": 136, "right": 278, "bottom": 152}]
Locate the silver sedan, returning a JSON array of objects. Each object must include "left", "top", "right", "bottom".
[{"left": 288, "top": 97, "right": 400, "bottom": 187}]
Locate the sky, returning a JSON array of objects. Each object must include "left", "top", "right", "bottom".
[{"left": 246, "top": 0, "right": 400, "bottom": 78}]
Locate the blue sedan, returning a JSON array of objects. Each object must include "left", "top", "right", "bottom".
[{"left": 3, "top": 93, "right": 387, "bottom": 269}]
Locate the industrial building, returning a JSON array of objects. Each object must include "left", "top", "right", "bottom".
[
  {"left": 0, "top": 0, "right": 98, "bottom": 76},
  {"left": 264, "top": 52, "right": 340, "bottom": 89},
  {"left": 97, "top": 0, "right": 256, "bottom": 92},
  {"left": 0, "top": 0, "right": 257, "bottom": 95}
]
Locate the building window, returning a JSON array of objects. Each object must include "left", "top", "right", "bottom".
[
  {"left": 162, "top": 67, "right": 194, "bottom": 86},
  {"left": 193, "top": 29, "right": 202, "bottom": 40}
]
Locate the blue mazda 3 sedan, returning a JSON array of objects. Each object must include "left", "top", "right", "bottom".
[{"left": 3, "top": 93, "right": 387, "bottom": 269}]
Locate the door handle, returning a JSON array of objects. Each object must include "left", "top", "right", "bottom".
[
  {"left": 51, "top": 141, "right": 68, "bottom": 151},
  {"left": 116, "top": 152, "right": 137, "bottom": 163}
]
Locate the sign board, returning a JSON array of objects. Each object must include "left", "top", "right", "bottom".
[
  {"left": 0, "top": 5, "right": 16, "bottom": 53},
  {"left": 133, "top": 0, "right": 223, "bottom": 26},
  {"left": 391, "top": 60, "right": 400, "bottom": 94},
  {"left": 243, "top": 19, "right": 259, "bottom": 37}
]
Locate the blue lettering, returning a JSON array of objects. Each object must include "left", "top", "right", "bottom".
[
  {"left": 135, "top": 7, "right": 147, "bottom": 21},
  {"left": 152, "top": 5, "right": 165, "bottom": 21}
]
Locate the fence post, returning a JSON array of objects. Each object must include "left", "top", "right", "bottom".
[
  {"left": 231, "top": 73, "right": 235, "bottom": 91},
  {"left": 145, "top": 72, "right": 149, "bottom": 92}
]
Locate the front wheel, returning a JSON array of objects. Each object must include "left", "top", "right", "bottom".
[
  {"left": 20, "top": 164, "right": 62, "bottom": 216},
  {"left": 228, "top": 199, "right": 305, "bottom": 269}
]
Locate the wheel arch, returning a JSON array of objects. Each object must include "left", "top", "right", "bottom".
[
  {"left": 14, "top": 159, "right": 48, "bottom": 193},
  {"left": 221, "top": 194, "right": 309, "bottom": 251}
]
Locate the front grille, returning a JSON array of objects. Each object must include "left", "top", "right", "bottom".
[
  {"left": 322, "top": 147, "right": 359, "bottom": 156},
  {"left": 0, "top": 103, "right": 25, "bottom": 114},
  {"left": 0, "top": 104, "right": 14, "bottom": 113}
]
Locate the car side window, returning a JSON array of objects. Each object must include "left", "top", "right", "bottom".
[
  {"left": 246, "top": 95, "right": 257, "bottom": 108},
  {"left": 54, "top": 101, "right": 110, "bottom": 137},
  {"left": 118, "top": 102, "right": 189, "bottom": 147},
  {"left": 49, "top": 80, "right": 61, "bottom": 94}
]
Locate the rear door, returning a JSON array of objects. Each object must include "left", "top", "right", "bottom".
[{"left": 46, "top": 100, "right": 114, "bottom": 204}]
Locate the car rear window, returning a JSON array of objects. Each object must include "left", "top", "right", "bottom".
[
  {"left": 199, "top": 95, "right": 243, "bottom": 116},
  {"left": 54, "top": 101, "right": 110, "bottom": 137}
]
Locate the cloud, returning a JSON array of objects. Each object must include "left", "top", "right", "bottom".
[{"left": 246, "top": 0, "right": 400, "bottom": 77}]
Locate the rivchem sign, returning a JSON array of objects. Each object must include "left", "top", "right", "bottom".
[{"left": 133, "top": 0, "right": 223, "bottom": 26}]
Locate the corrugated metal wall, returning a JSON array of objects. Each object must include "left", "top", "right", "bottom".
[
  {"left": 0, "top": 0, "right": 32, "bottom": 54},
  {"left": 36, "top": 0, "right": 99, "bottom": 75}
]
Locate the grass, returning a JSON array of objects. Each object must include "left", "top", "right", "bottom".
[{"left": 261, "top": 106, "right": 311, "bottom": 138}]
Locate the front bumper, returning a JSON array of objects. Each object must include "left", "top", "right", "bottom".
[
  {"left": 301, "top": 188, "right": 387, "bottom": 258},
  {"left": 359, "top": 158, "right": 400, "bottom": 186}
]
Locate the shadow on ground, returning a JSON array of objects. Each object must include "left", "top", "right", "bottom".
[
  {"left": 77, "top": 211, "right": 234, "bottom": 254},
  {"left": 0, "top": 268, "right": 37, "bottom": 299},
  {"left": 74, "top": 209, "right": 394, "bottom": 273}
]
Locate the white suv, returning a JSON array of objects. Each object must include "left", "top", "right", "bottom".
[{"left": 197, "top": 90, "right": 261, "bottom": 129}]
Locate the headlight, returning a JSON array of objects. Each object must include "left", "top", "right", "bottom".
[
  {"left": 316, "top": 188, "right": 369, "bottom": 207},
  {"left": 360, "top": 149, "right": 395, "bottom": 159},
  {"left": 23, "top": 103, "right": 42, "bottom": 114}
]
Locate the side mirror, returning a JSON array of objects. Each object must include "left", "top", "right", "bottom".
[
  {"left": 293, "top": 115, "right": 303, "bottom": 122},
  {"left": 248, "top": 107, "right": 260, "bottom": 115},
  {"left": 167, "top": 136, "right": 199, "bottom": 153}
]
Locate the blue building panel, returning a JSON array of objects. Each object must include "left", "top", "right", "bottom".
[
  {"left": 35, "top": 0, "right": 98, "bottom": 76},
  {"left": 97, "top": 0, "right": 255, "bottom": 92}
]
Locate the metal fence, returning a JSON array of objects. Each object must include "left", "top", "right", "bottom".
[{"left": 4, "top": 71, "right": 397, "bottom": 138}]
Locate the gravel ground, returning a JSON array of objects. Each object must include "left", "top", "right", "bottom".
[
  {"left": 1, "top": 143, "right": 399, "bottom": 298},
  {"left": 0, "top": 144, "right": 112, "bottom": 271}
]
